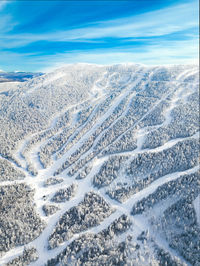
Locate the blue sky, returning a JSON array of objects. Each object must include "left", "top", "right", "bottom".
[{"left": 0, "top": 0, "right": 198, "bottom": 72}]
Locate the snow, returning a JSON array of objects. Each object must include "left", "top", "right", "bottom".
[
  {"left": 0, "top": 63, "right": 199, "bottom": 265},
  {"left": 193, "top": 194, "right": 200, "bottom": 226}
]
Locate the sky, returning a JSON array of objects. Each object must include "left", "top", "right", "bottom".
[{"left": 0, "top": 0, "right": 199, "bottom": 72}]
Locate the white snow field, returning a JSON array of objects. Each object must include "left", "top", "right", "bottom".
[{"left": 0, "top": 63, "right": 199, "bottom": 266}]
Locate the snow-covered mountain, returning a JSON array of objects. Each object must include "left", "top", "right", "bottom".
[
  {"left": 0, "top": 63, "right": 199, "bottom": 265},
  {"left": 0, "top": 71, "right": 42, "bottom": 83}
]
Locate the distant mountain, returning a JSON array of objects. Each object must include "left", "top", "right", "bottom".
[
  {"left": 0, "top": 71, "right": 43, "bottom": 83},
  {"left": 0, "top": 63, "right": 199, "bottom": 265}
]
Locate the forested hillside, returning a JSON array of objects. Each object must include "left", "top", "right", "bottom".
[{"left": 0, "top": 63, "right": 199, "bottom": 266}]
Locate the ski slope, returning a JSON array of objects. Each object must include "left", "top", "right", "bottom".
[{"left": 0, "top": 63, "right": 199, "bottom": 266}]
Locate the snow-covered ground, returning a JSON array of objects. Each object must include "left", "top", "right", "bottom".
[
  {"left": 0, "top": 63, "right": 199, "bottom": 266},
  {"left": 193, "top": 195, "right": 200, "bottom": 226}
]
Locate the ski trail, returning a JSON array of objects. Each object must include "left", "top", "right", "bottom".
[
  {"left": 0, "top": 154, "right": 28, "bottom": 177},
  {"left": 1, "top": 65, "right": 198, "bottom": 265},
  {"left": 193, "top": 194, "right": 200, "bottom": 226},
  {"left": 51, "top": 73, "right": 145, "bottom": 174}
]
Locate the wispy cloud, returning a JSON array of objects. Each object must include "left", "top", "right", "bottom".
[
  {"left": 0, "top": 0, "right": 198, "bottom": 71},
  {"left": 38, "top": 38, "right": 198, "bottom": 72},
  {"left": 1, "top": 37, "right": 197, "bottom": 73},
  {"left": 61, "top": 1, "right": 198, "bottom": 40},
  {"left": 1, "top": 1, "right": 198, "bottom": 46},
  {"left": 0, "top": 0, "right": 7, "bottom": 11}
]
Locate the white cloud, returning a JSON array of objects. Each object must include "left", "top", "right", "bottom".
[
  {"left": 0, "top": 37, "right": 198, "bottom": 72},
  {"left": 61, "top": 1, "right": 198, "bottom": 40},
  {"left": 0, "top": 0, "right": 198, "bottom": 48},
  {"left": 0, "top": 0, "right": 7, "bottom": 11},
  {"left": 0, "top": 0, "right": 198, "bottom": 71},
  {"left": 39, "top": 38, "right": 199, "bottom": 72}
]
